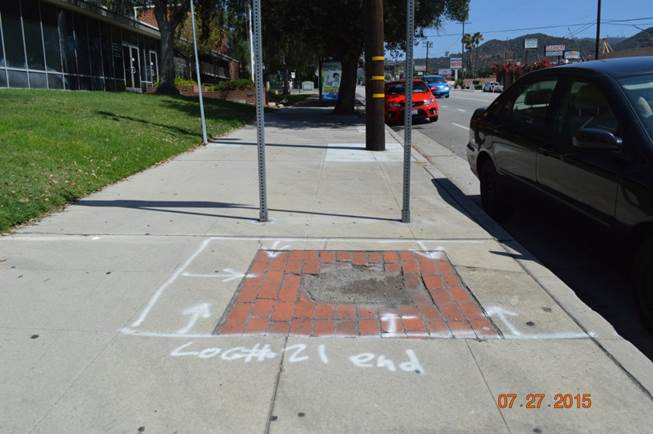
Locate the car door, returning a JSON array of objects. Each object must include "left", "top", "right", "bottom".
[
  {"left": 491, "top": 77, "right": 559, "bottom": 185},
  {"left": 536, "top": 78, "right": 623, "bottom": 225}
]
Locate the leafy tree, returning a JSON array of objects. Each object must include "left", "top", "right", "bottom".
[{"left": 263, "top": 0, "right": 469, "bottom": 114}]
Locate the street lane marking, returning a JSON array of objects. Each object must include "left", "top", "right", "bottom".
[
  {"left": 457, "top": 108, "right": 466, "bottom": 112},
  {"left": 452, "top": 122, "right": 470, "bottom": 131}
]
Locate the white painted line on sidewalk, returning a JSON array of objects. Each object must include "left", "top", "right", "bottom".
[{"left": 452, "top": 123, "right": 470, "bottom": 131}]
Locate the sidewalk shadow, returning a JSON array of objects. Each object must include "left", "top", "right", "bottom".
[
  {"left": 208, "top": 141, "right": 367, "bottom": 151},
  {"left": 76, "top": 199, "right": 398, "bottom": 222}
]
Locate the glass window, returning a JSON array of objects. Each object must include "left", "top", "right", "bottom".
[
  {"left": 78, "top": 76, "right": 90, "bottom": 90},
  {"left": 385, "top": 81, "right": 431, "bottom": 95},
  {"left": 101, "top": 23, "right": 113, "bottom": 78},
  {"left": 60, "top": 9, "right": 76, "bottom": 74},
  {"left": 74, "top": 14, "right": 89, "bottom": 75},
  {"left": 0, "top": 16, "right": 4, "bottom": 67},
  {"left": 1, "top": 2, "right": 27, "bottom": 69},
  {"left": 620, "top": 74, "right": 653, "bottom": 141},
  {"left": 22, "top": 0, "right": 45, "bottom": 71},
  {"left": 40, "top": 3, "right": 62, "bottom": 72},
  {"left": 111, "top": 26, "right": 123, "bottom": 79},
  {"left": 511, "top": 79, "right": 557, "bottom": 129},
  {"left": 29, "top": 71, "right": 47, "bottom": 88},
  {"left": 88, "top": 18, "right": 103, "bottom": 77},
  {"left": 47, "top": 73, "right": 63, "bottom": 89},
  {"left": 558, "top": 81, "right": 618, "bottom": 143},
  {"left": 64, "top": 74, "right": 77, "bottom": 90},
  {"left": 0, "top": 69, "right": 7, "bottom": 87},
  {"left": 8, "top": 70, "right": 28, "bottom": 87}
]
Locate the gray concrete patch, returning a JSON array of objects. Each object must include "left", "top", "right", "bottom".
[
  {"left": 467, "top": 339, "right": 653, "bottom": 433},
  {"left": 30, "top": 336, "right": 284, "bottom": 434},
  {"left": 270, "top": 337, "right": 508, "bottom": 433},
  {"left": 301, "top": 264, "right": 411, "bottom": 305}
]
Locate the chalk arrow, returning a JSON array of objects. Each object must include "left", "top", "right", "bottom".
[
  {"left": 265, "top": 241, "right": 291, "bottom": 257},
  {"left": 217, "top": 268, "right": 256, "bottom": 282},
  {"left": 177, "top": 303, "right": 211, "bottom": 334},
  {"left": 485, "top": 306, "right": 520, "bottom": 336}
]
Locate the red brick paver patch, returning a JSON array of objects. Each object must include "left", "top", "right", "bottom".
[{"left": 214, "top": 250, "right": 499, "bottom": 339}]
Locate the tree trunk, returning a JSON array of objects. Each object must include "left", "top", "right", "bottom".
[
  {"left": 334, "top": 52, "right": 359, "bottom": 114},
  {"left": 156, "top": 20, "right": 179, "bottom": 95}
]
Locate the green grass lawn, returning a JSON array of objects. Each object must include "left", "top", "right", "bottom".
[{"left": 0, "top": 89, "right": 254, "bottom": 232}]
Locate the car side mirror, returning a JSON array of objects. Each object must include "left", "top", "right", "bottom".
[{"left": 572, "top": 128, "right": 623, "bottom": 151}]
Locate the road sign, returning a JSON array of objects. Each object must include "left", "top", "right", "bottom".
[
  {"left": 545, "top": 51, "right": 564, "bottom": 57},
  {"left": 415, "top": 64, "right": 426, "bottom": 72},
  {"left": 524, "top": 38, "right": 538, "bottom": 49},
  {"left": 450, "top": 57, "right": 463, "bottom": 69},
  {"left": 438, "top": 68, "right": 452, "bottom": 77},
  {"left": 545, "top": 44, "right": 565, "bottom": 53},
  {"left": 565, "top": 51, "right": 581, "bottom": 60}
]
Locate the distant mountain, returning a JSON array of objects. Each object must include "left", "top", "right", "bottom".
[
  {"left": 614, "top": 27, "right": 653, "bottom": 50},
  {"left": 413, "top": 29, "right": 653, "bottom": 74}
]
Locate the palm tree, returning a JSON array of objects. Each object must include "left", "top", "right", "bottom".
[{"left": 462, "top": 32, "right": 484, "bottom": 77}]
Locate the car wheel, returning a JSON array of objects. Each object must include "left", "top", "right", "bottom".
[
  {"left": 479, "top": 160, "right": 512, "bottom": 220},
  {"left": 633, "top": 237, "right": 653, "bottom": 332}
]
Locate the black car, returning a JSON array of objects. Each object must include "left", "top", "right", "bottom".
[{"left": 466, "top": 57, "right": 653, "bottom": 327}]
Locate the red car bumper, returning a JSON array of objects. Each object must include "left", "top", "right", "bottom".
[{"left": 385, "top": 103, "right": 438, "bottom": 124}]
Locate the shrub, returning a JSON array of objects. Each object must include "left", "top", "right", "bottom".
[
  {"left": 175, "top": 77, "right": 197, "bottom": 87},
  {"left": 207, "top": 79, "right": 254, "bottom": 92}
]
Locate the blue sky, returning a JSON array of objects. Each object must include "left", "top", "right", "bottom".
[{"left": 415, "top": 0, "right": 653, "bottom": 58}]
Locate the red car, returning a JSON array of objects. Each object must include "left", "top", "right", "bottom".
[{"left": 384, "top": 80, "right": 439, "bottom": 124}]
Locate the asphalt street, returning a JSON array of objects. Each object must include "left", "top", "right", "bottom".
[
  {"left": 413, "top": 90, "right": 500, "bottom": 157},
  {"left": 405, "top": 89, "right": 653, "bottom": 360}
]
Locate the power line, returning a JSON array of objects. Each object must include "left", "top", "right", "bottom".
[{"left": 425, "top": 16, "right": 653, "bottom": 39}]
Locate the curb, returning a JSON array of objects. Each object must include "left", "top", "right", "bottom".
[{"left": 392, "top": 125, "right": 653, "bottom": 398}]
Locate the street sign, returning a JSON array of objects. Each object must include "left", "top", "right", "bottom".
[
  {"left": 545, "top": 44, "right": 566, "bottom": 51},
  {"left": 565, "top": 50, "right": 581, "bottom": 60},
  {"left": 450, "top": 57, "right": 463, "bottom": 69},
  {"left": 545, "top": 51, "right": 564, "bottom": 57},
  {"left": 438, "top": 68, "right": 452, "bottom": 77},
  {"left": 524, "top": 38, "right": 538, "bottom": 49},
  {"left": 414, "top": 64, "right": 426, "bottom": 72}
]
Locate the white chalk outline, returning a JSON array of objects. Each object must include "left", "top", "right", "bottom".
[{"left": 108, "top": 236, "right": 598, "bottom": 340}]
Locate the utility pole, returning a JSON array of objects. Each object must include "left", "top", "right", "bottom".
[
  {"left": 595, "top": 0, "right": 602, "bottom": 60},
  {"left": 365, "top": 0, "right": 385, "bottom": 151},
  {"left": 461, "top": 21, "right": 465, "bottom": 78},
  {"left": 424, "top": 41, "right": 433, "bottom": 74}
]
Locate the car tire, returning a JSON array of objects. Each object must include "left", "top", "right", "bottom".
[
  {"left": 479, "top": 159, "right": 512, "bottom": 220},
  {"left": 633, "top": 237, "right": 653, "bottom": 332}
]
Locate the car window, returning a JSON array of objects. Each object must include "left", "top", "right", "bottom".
[
  {"left": 386, "top": 82, "right": 430, "bottom": 94},
  {"left": 557, "top": 81, "right": 618, "bottom": 145},
  {"left": 619, "top": 74, "right": 653, "bottom": 141},
  {"left": 511, "top": 79, "right": 557, "bottom": 129}
]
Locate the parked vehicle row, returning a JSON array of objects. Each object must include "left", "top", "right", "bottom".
[
  {"left": 466, "top": 56, "right": 653, "bottom": 329},
  {"left": 482, "top": 81, "right": 504, "bottom": 93}
]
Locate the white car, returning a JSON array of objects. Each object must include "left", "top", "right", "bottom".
[{"left": 482, "top": 82, "right": 503, "bottom": 93}]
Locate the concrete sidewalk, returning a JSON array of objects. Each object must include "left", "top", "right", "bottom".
[{"left": 1, "top": 101, "right": 652, "bottom": 433}]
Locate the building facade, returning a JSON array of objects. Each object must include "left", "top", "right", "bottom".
[
  {"left": 0, "top": 0, "right": 239, "bottom": 92},
  {"left": 0, "top": 0, "right": 162, "bottom": 91}
]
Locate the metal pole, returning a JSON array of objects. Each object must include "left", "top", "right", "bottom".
[
  {"left": 189, "top": 0, "right": 208, "bottom": 145},
  {"left": 365, "top": 0, "right": 385, "bottom": 151},
  {"left": 401, "top": 0, "right": 415, "bottom": 223},
  {"left": 595, "top": 0, "right": 602, "bottom": 60},
  {"left": 248, "top": 3, "right": 255, "bottom": 79},
  {"left": 461, "top": 21, "right": 465, "bottom": 78},
  {"left": 425, "top": 41, "right": 432, "bottom": 74},
  {"left": 252, "top": 0, "right": 268, "bottom": 222}
]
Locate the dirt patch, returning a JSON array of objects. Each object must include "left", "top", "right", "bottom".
[{"left": 301, "top": 264, "right": 412, "bottom": 305}]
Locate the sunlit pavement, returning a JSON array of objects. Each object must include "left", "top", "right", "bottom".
[{"left": 1, "top": 101, "right": 652, "bottom": 433}]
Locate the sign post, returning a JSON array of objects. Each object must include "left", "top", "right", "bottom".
[
  {"left": 401, "top": 0, "right": 415, "bottom": 223},
  {"left": 252, "top": 0, "right": 268, "bottom": 222},
  {"left": 189, "top": 0, "right": 208, "bottom": 145}
]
